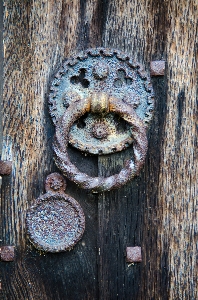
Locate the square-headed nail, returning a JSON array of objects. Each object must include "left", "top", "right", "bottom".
[
  {"left": 0, "top": 246, "right": 15, "bottom": 262},
  {"left": 126, "top": 246, "right": 142, "bottom": 263},
  {"left": 150, "top": 60, "right": 165, "bottom": 76}
]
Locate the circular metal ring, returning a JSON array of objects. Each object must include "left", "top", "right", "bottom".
[{"left": 53, "top": 95, "right": 148, "bottom": 193}]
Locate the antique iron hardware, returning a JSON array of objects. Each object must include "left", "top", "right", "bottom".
[
  {"left": 26, "top": 173, "right": 85, "bottom": 252},
  {"left": 0, "top": 160, "right": 12, "bottom": 176},
  {"left": 48, "top": 48, "right": 154, "bottom": 192},
  {"left": 150, "top": 60, "right": 165, "bottom": 76},
  {"left": 126, "top": 246, "right": 142, "bottom": 263},
  {"left": 0, "top": 246, "right": 15, "bottom": 262},
  {"left": 27, "top": 49, "right": 155, "bottom": 252},
  {"left": 54, "top": 93, "right": 147, "bottom": 191}
]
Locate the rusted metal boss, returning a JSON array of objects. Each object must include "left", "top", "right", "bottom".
[{"left": 26, "top": 173, "right": 85, "bottom": 252}]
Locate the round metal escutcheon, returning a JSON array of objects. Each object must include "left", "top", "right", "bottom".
[
  {"left": 48, "top": 48, "right": 154, "bottom": 155},
  {"left": 26, "top": 173, "right": 85, "bottom": 252}
]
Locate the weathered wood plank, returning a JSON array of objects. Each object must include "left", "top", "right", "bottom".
[
  {"left": 0, "top": 0, "right": 2, "bottom": 153},
  {"left": 99, "top": 0, "right": 197, "bottom": 299},
  {"left": 1, "top": 1, "right": 101, "bottom": 299},
  {"left": 157, "top": 2, "right": 197, "bottom": 299}
]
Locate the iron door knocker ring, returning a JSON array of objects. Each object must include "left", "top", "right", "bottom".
[
  {"left": 48, "top": 48, "right": 154, "bottom": 192},
  {"left": 53, "top": 93, "right": 148, "bottom": 192}
]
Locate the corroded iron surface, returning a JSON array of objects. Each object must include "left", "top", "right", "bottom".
[
  {"left": 49, "top": 48, "right": 154, "bottom": 155},
  {"left": 26, "top": 173, "right": 85, "bottom": 252},
  {"left": 91, "top": 121, "right": 109, "bottom": 139},
  {"left": 45, "top": 172, "right": 66, "bottom": 193},
  {"left": 0, "top": 246, "right": 15, "bottom": 261},
  {"left": 126, "top": 246, "right": 142, "bottom": 263},
  {"left": 54, "top": 95, "right": 148, "bottom": 192}
]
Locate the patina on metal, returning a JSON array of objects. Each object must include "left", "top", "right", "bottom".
[
  {"left": 0, "top": 160, "right": 12, "bottom": 175},
  {"left": 126, "top": 246, "right": 142, "bottom": 263},
  {"left": 0, "top": 246, "right": 15, "bottom": 262},
  {"left": 150, "top": 60, "right": 165, "bottom": 76},
  {"left": 49, "top": 48, "right": 154, "bottom": 155},
  {"left": 54, "top": 94, "right": 148, "bottom": 192},
  {"left": 26, "top": 173, "right": 85, "bottom": 253}
]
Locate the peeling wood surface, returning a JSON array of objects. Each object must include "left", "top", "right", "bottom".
[{"left": 1, "top": 1, "right": 197, "bottom": 299}]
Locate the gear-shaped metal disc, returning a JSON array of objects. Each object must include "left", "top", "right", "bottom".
[{"left": 48, "top": 48, "right": 154, "bottom": 155}]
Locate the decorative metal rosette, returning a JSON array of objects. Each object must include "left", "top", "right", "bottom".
[{"left": 48, "top": 48, "right": 154, "bottom": 155}]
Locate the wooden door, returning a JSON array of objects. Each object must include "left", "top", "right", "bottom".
[{"left": 1, "top": 1, "right": 197, "bottom": 299}]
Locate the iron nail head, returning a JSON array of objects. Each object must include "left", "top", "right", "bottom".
[
  {"left": 126, "top": 246, "right": 142, "bottom": 263},
  {"left": 150, "top": 60, "right": 165, "bottom": 76},
  {"left": 0, "top": 246, "right": 15, "bottom": 262}
]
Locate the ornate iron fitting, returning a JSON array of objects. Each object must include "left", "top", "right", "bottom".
[
  {"left": 26, "top": 173, "right": 85, "bottom": 252},
  {"left": 48, "top": 48, "right": 154, "bottom": 192}
]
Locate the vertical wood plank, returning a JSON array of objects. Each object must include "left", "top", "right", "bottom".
[
  {"left": 98, "top": 0, "right": 197, "bottom": 299},
  {"left": 0, "top": 0, "right": 3, "bottom": 152},
  {"left": 0, "top": 1, "right": 102, "bottom": 299},
  {"left": 99, "top": 0, "right": 168, "bottom": 298},
  {"left": 158, "top": 1, "right": 197, "bottom": 299}
]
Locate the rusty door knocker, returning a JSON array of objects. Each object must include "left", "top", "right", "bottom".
[
  {"left": 53, "top": 93, "right": 147, "bottom": 192},
  {"left": 26, "top": 48, "right": 154, "bottom": 252},
  {"left": 49, "top": 48, "right": 154, "bottom": 193}
]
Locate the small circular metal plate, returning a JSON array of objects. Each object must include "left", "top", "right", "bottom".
[
  {"left": 26, "top": 193, "right": 85, "bottom": 252},
  {"left": 49, "top": 48, "right": 154, "bottom": 155}
]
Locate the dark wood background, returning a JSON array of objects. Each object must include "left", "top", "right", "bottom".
[{"left": 1, "top": 1, "right": 197, "bottom": 299}]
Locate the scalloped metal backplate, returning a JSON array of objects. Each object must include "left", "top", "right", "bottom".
[{"left": 48, "top": 48, "right": 154, "bottom": 155}]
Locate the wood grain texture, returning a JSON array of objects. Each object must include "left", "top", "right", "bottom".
[
  {"left": 0, "top": 0, "right": 2, "bottom": 153},
  {"left": 158, "top": 2, "right": 197, "bottom": 299},
  {"left": 99, "top": 0, "right": 168, "bottom": 298},
  {"left": 0, "top": 0, "right": 197, "bottom": 299},
  {"left": 99, "top": 0, "right": 197, "bottom": 299},
  {"left": 1, "top": 1, "right": 99, "bottom": 299}
]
